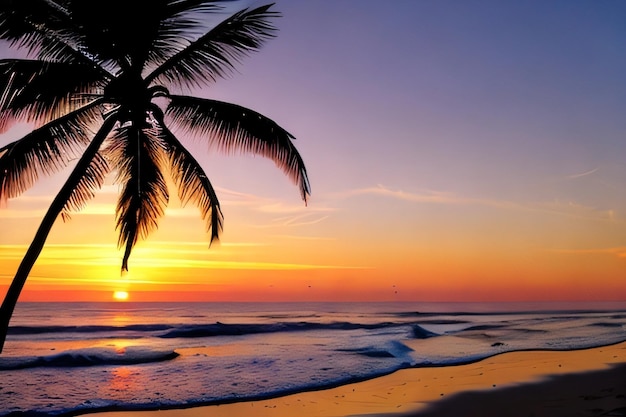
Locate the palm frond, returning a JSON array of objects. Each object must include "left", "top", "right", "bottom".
[
  {"left": 109, "top": 126, "right": 169, "bottom": 271},
  {"left": 0, "top": 59, "right": 108, "bottom": 132},
  {"left": 155, "top": 114, "right": 222, "bottom": 244},
  {"left": 68, "top": 0, "right": 221, "bottom": 72},
  {"left": 145, "top": 4, "right": 278, "bottom": 90},
  {"left": 0, "top": 102, "right": 104, "bottom": 205},
  {"left": 69, "top": 0, "right": 159, "bottom": 69},
  {"left": 0, "top": 0, "right": 70, "bottom": 52},
  {"left": 143, "top": 0, "right": 224, "bottom": 71},
  {"left": 59, "top": 151, "right": 110, "bottom": 222},
  {"left": 165, "top": 95, "right": 310, "bottom": 202},
  {"left": 0, "top": 0, "right": 106, "bottom": 67},
  {"left": 164, "top": 0, "right": 222, "bottom": 16}
]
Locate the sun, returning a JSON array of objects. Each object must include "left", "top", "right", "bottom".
[{"left": 113, "top": 291, "right": 129, "bottom": 301}]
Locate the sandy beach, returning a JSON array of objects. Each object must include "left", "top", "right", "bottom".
[{"left": 93, "top": 341, "right": 626, "bottom": 417}]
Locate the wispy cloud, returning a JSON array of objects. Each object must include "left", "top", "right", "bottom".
[
  {"left": 0, "top": 185, "right": 326, "bottom": 220},
  {"left": 267, "top": 212, "right": 330, "bottom": 228},
  {"left": 0, "top": 208, "right": 47, "bottom": 219},
  {"left": 5, "top": 195, "right": 53, "bottom": 204},
  {"left": 344, "top": 184, "right": 521, "bottom": 209},
  {"left": 566, "top": 167, "right": 599, "bottom": 180},
  {"left": 342, "top": 184, "right": 620, "bottom": 222},
  {"left": 215, "top": 186, "right": 333, "bottom": 214},
  {"left": 257, "top": 202, "right": 333, "bottom": 214},
  {"left": 23, "top": 276, "right": 200, "bottom": 286},
  {"left": 534, "top": 200, "right": 617, "bottom": 222},
  {"left": 229, "top": 212, "right": 323, "bottom": 230},
  {"left": 123, "top": 258, "right": 367, "bottom": 271},
  {"left": 0, "top": 243, "right": 114, "bottom": 260},
  {"left": 205, "top": 186, "right": 336, "bottom": 231},
  {"left": 0, "top": 242, "right": 362, "bottom": 270},
  {"left": 214, "top": 186, "right": 260, "bottom": 200}
]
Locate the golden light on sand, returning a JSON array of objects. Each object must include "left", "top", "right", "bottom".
[{"left": 113, "top": 291, "right": 129, "bottom": 301}]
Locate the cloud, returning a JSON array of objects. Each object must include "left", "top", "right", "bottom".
[
  {"left": 0, "top": 184, "right": 325, "bottom": 220},
  {"left": 214, "top": 186, "right": 333, "bottom": 214},
  {"left": 0, "top": 242, "right": 363, "bottom": 271},
  {"left": 0, "top": 243, "right": 112, "bottom": 259},
  {"left": 533, "top": 200, "right": 617, "bottom": 222},
  {"left": 343, "top": 184, "right": 621, "bottom": 222},
  {"left": 344, "top": 184, "right": 521, "bottom": 209},
  {"left": 257, "top": 202, "right": 333, "bottom": 214},
  {"left": 566, "top": 167, "right": 599, "bottom": 179},
  {"left": 1, "top": 196, "right": 115, "bottom": 218},
  {"left": 242, "top": 212, "right": 330, "bottom": 229},
  {"left": 214, "top": 186, "right": 260, "bottom": 202},
  {"left": 268, "top": 212, "right": 330, "bottom": 227},
  {"left": 206, "top": 186, "right": 335, "bottom": 230},
  {"left": 121, "top": 258, "right": 366, "bottom": 271},
  {"left": 24, "top": 275, "right": 200, "bottom": 286},
  {"left": 0, "top": 208, "right": 47, "bottom": 219}
]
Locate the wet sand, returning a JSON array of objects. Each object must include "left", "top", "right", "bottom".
[{"left": 93, "top": 341, "right": 626, "bottom": 417}]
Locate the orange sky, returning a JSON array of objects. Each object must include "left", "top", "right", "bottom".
[
  {"left": 1, "top": 173, "right": 624, "bottom": 302},
  {"left": 1, "top": 1, "right": 626, "bottom": 303}
]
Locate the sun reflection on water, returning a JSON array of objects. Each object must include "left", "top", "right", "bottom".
[
  {"left": 111, "top": 313, "right": 131, "bottom": 325},
  {"left": 109, "top": 367, "right": 136, "bottom": 392}
]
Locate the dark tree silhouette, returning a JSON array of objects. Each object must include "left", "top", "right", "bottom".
[{"left": 0, "top": 0, "right": 309, "bottom": 353}]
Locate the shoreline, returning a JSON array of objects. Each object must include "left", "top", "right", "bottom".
[{"left": 90, "top": 341, "right": 626, "bottom": 417}]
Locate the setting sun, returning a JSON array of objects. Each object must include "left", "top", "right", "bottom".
[{"left": 113, "top": 291, "right": 129, "bottom": 301}]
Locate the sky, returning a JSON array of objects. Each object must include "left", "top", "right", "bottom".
[{"left": 1, "top": 0, "right": 625, "bottom": 303}]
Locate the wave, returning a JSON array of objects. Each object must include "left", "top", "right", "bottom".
[
  {"left": 0, "top": 347, "right": 179, "bottom": 370},
  {"left": 590, "top": 322, "right": 624, "bottom": 328},
  {"left": 8, "top": 324, "right": 174, "bottom": 335},
  {"left": 158, "top": 321, "right": 418, "bottom": 339},
  {"left": 8, "top": 320, "right": 446, "bottom": 342},
  {"left": 463, "top": 324, "right": 508, "bottom": 331},
  {"left": 9, "top": 321, "right": 423, "bottom": 339},
  {"left": 337, "top": 340, "right": 415, "bottom": 360},
  {"left": 411, "top": 324, "right": 438, "bottom": 339}
]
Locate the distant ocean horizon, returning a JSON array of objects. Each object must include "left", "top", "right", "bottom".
[
  {"left": 9, "top": 299, "right": 626, "bottom": 309},
  {"left": 1, "top": 300, "right": 626, "bottom": 416}
]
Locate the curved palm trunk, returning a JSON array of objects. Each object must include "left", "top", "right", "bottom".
[{"left": 0, "top": 115, "right": 117, "bottom": 353}]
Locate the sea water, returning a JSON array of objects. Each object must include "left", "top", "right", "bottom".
[{"left": 1, "top": 301, "right": 625, "bottom": 416}]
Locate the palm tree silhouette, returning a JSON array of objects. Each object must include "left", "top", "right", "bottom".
[{"left": 0, "top": 0, "right": 310, "bottom": 353}]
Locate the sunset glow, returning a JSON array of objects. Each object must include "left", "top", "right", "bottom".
[{"left": 1, "top": 1, "right": 625, "bottom": 304}]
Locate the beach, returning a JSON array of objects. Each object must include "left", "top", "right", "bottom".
[{"left": 92, "top": 341, "right": 626, "bottom": 417}]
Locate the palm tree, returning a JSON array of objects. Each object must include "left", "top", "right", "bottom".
[{"left": 0, "top": 0, "right": 310, "bottom": 353}]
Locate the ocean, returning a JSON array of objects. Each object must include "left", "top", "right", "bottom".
[{"left": 1, "top": 301, "right": 625, "bottom": 416}]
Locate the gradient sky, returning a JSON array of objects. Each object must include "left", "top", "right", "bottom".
[{"left": 1, "top": 0, "right": 625, "bottom": 302}]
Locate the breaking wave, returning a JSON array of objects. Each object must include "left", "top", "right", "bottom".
[{"left": 0, "top": 347, "right": 179, "bottom": 370}]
